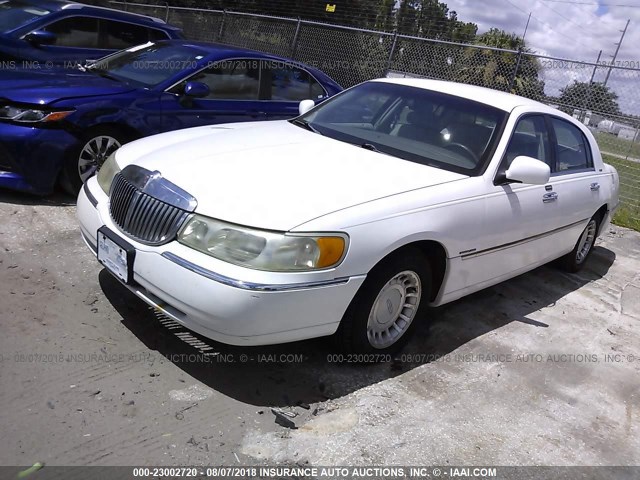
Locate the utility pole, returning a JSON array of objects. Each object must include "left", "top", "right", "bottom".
[
  {"left": 508, "top": 13, "right": 531, "bottom": 93},
  {"left": 581, "top": 50, "right": 602, "bottom": 123},
  {"left": 522, "top": 12, "right": 531, "bottom": 43},
  {"left": 604, "top": 19, "right": 630, "bottom": 86}
]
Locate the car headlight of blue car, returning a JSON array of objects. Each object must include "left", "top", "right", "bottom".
[{"left": 0, "top": 104, "right": 74, "bottom": 123}]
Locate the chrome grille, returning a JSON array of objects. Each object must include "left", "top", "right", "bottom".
[{"left": 109, "top": 173, "right": 190, "bottom": 246}]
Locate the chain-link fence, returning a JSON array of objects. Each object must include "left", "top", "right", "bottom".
[{"left": 111, "top": 0, "right": 640, "bottom": 230}]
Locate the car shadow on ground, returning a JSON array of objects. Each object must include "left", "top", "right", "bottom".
[
  {"left": 100, "top": 246, "right": 616, "bottom": 408},
  {"left": 0, "top": 190, "right": 76, "bottom": 206}
]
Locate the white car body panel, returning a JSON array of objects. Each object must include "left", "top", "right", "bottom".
[
  {"left": 115, "top": 121, "right": 466, "bottom": 231},
  {"left": 77, "top": 78, "right": 620, "bottom": 346}
]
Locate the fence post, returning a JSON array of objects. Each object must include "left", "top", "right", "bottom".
[
  {"left": 385, "top": 31, "right": 398, "bottom": 76},
  {"left": 624, "top": 123, "right": 639, "bottom": 160},
  {"left": 290, "top": 17, "right": 302, "bottom": 60},
  {"left": 218, "top": 10, "right": 227, "bottom": 42},
  {"left": 508, "top": 48, "right": 523, "bottom": 93},
  {"left": 164, "top": 2, "right": 169, "bottom": 23}
]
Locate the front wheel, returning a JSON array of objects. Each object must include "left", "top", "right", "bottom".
[
  {"left": 560, "top": 215, "right": 600, "bottom": 272},
  {"left": 61, "top": 128, "right": 125, "bottom": 195},
  {"left": 335, "top": 248, "right": 431, "bottom": 354}
]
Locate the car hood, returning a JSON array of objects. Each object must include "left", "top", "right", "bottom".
[
  {"left": 0, "top": 69, "right": 136, "bottom": 104},
  {"left": 117, "top": 121, "right": 467, "bottom": 231}
]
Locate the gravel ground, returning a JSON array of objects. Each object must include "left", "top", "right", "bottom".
[{"left": 0, "top": 190, "right": 638, "bottom": 468}]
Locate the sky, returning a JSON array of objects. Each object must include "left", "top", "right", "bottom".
[{"left": 441, "top": 0, "right": 640, "bottom": 114}]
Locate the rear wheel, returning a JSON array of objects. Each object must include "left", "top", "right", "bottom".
[
  {"left": 560, "top": 215, "right": 600, "bottom": 272},
  {"left": 335, "top": 248, "right": 430, "bottom": 354},
  {"left": 61, "top": 127, "right": 125, "bottom": 195}
]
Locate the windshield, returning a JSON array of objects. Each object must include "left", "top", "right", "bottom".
[
  {"left": 91, "top": 42, "right": 205, "bottom": 87},
  {"left": 0, "top": 1, "right": 50, "bottom": 33},
  {"left": 297, "top": 81, "right": 507, "bottom": 175}
]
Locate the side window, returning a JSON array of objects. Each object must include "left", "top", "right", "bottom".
[
  {"left": 268, "top": 64, "right": 325, "bottom": 102},
  {"left": 503, "top": 115, "right": 551, "bottom": 169},
  {"left": 100, "top": 20, "right": 155, "bottom": 49},
  {"left": 551, "top": 117, "right": 593, "bottom": 172},
  {"left": 42, "top": 16, "right": 99, "bottom": 48},
  {"left": 174, "top": 59, "right": 260, "bottom": 100}
]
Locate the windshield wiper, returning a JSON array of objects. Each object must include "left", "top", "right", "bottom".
[
  {"left": 90, "top": 68, "right": 121, "bottom": 82},
  {"left": 84, "top": 64, "right": 120, "bottom": 81},
  {"left": 291, "top": 118, "right": 320, "bottom": 134},
  {"left": 360, "top": 143, "right": 382, "bottom": 153}
]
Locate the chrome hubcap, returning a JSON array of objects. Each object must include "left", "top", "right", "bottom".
[
  {"left": 576, "top": 219, "right": 597, "bottom": 264},
  {"left": 78, "top": 135, "right": 121, "bottom": 183},
  {"left": 367, "top": 270, "right": 421, "bottom": 349}
]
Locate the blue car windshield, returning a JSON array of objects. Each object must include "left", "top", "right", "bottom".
[
  {"left": 0, "top": 1, "right": 50, "bottom": 32},
  {"left": 91, "top": 42, "right": 205, "bottom": 87}
]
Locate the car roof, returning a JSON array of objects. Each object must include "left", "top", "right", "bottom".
[
  {"left": 163, "top": 40, "right": 327, "bottom": 69},
  {"left": 171, "top": 40, "right": 288, "bottom": 57},
  {"left": 17, "top": 0, "right": 176, "bottom": 28},
  {"left": 373, "top": 77, "right": 551, "bottom": 113}
]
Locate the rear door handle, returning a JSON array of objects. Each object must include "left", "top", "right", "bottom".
[
  {"left": 591, "top": 182, "right": 600, "bottom": 191},
  {"left": 543, "top": 192, "right": 558, "bottom": 203}
]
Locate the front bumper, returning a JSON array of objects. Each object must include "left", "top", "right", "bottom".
[
  {"left": 77, "top": 177, "right": 365, "bottom": 346},
  {"left": 0, "top": 121, "right": 79, "bottom": 194}
]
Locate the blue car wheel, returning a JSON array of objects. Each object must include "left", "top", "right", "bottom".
[{"left": 60, "top": 127, "right": 125, "bottom": 195}]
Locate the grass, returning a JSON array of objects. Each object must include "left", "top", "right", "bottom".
[
  {"left": 601, "top": 154, "right": 640, "bottom": 231},
  {"left": 595, "top": 131, "right": 640, "bottom": 159}
]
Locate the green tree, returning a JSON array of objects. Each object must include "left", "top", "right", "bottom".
[
  {"left": 417, "top": 0, "right": 476, "bottom": 42},
  {"left": 558, "top": 81, "right": 621, "bottom": 116},
  {"left": 397, "top": 0, "right": 420, "bottom": 35},
  {"left": 375, "top": 0, "right": 396, "bottom": 31},
  {"left": 456, "top": 28, "right": 544, "bottom": 99}
]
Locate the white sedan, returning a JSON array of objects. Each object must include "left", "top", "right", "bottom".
[{"left": 77, "top": 78, "right": 620, "bottom": 353}]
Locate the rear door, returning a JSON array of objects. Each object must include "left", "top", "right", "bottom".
[{"left": 545, "top": 115, "right": 606, "bottom": 238}]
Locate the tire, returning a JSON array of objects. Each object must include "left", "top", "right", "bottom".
[
  {"left": 60, "top": 127, "right": 126, "bottom": 195},
  {"left": 335, "top": 248, "right": 431, "bottom": 354},
  {"left": 560, "top": 214, "right": 600, "bottom": 273}
]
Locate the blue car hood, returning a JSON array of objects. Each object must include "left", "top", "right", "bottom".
[{"left": 0, "top": 69, "right": 137, "bottom": 105}]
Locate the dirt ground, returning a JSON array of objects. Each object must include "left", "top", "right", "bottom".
[{"left": 0, "top": 189, "right": 639, "bottom": 468}]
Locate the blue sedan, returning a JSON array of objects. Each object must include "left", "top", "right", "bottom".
[
  {"left": 0, "top": 0, "right": 183, "bottom": 64},
  {"left": 0, "top": 40, "right": 342, "bottom": 194}
]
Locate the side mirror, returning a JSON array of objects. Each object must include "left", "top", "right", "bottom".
[
  {"left": 505, "top": 156, "right": 551, "bottom": 185},
  {"left": 298, "top": 99, "right": 315, "bottom": 116},
  {"left": 24, "top": 30, "right": 57, "bottom": 46},
  {"left": 183, "top": 81, "right": 210, "bottom": 98}
]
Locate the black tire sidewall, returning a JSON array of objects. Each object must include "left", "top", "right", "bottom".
[
  {"left": 562, "top": 216, "right": 600, "bottom": 273},
  {"left": 337, "top": 248, "right": 431, "bottom": 354}
]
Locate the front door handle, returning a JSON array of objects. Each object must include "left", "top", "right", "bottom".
[
  {"left": 590, "top": 182, "right": 600, "bottom": 191},
  {"left": 543, "top": 192, "right": 558, "bottom": 203}
]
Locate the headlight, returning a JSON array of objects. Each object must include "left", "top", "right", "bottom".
[
  {"left": 97, "top": 153, "right": 121, "bottom": 194},
  {"left": 0, "top": 105, "right": 73, "bottom": 123},
  {"left": 178, "top": 215, "right": 347, "bottom": 272}
]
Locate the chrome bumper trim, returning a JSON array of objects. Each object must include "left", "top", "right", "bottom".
[
  {"left": 81, "top": 231, "right": 98, "bottom": 254},
  {"left": 162, "top": 252, "right": 352, "bottom": 292},
  {"left": 84, "top": 181, "right": 98, "bottom": 208}
]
